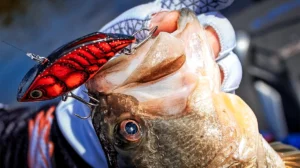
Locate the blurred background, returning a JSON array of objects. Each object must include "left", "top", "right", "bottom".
[{"left": 0, "top": 0, "right": 299, "bottom": 147}]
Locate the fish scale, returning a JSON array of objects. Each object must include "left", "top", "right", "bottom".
[{"left": 141, "top": 113, "right": 223, "bottom": 168}]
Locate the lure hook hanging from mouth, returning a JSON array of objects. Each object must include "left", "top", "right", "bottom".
[
  {"left": 62, "top": 91, "right": 99, "bottom": 119},
  {"left": 121, "top": 26, "right": 158, "bottom": 55}
]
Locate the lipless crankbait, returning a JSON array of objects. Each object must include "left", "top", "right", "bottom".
[
  {"left": 17, "top": 32, "right": 135, "bottom": 103},
  {"left": 16, "top": 27, "right": 157, "bottom": 118}
]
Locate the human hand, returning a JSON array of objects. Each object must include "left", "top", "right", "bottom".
[{"left": 101, "top": 0, "right": 241, "bottom": 93}]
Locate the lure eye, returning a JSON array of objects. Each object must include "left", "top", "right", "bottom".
[
  {"left": 30, "top": 90, "right": 43, "bottom": 99},
  {"left": 119, "top": 120, "right": 141, "bottom": 142}
]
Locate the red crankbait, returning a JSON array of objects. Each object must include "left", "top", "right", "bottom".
[{"left": 17, "top": 32, "right": 135, "bottom": 102}]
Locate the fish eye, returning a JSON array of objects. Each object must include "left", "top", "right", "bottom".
[
  {"left": 119, "top": 119, "right": 141, "bottom": 142},
  {"left": 30, "top": 89, "right": 43, "bottom": 99}
]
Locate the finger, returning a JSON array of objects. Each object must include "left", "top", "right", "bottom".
[
  {"left": 149, "top": 10, "right": 221, "bottom": 58},
  {"left": 149, "top": 11, "right": 180, "bottom": 36},
  {"left": 205, "top": 26, "right": 221, "bottom": 59},
  {"left": 198, "top": 12, "right": 242, "bottom": 93},
  {"left": 218, "top": 52, "right": 242, "bottom": 93},
  {"left": 197, "top": 12, "right": 236, "bottom": 60},
  {"left": 204, "top": 26, "right": 223, "bottom": 82}
]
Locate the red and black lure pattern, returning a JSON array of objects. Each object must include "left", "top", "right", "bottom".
[{"left": 17, "top": 32, "right": 135, "bottom": 102}]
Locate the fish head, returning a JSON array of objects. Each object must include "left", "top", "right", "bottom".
[{"left": 90, "top": 9, "right": 260, "bottom": 167}]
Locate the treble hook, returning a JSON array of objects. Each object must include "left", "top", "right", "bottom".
[
  {"left": 62, "top": 91, "right": 99, "bottom": 119},
  {"left": 122, "top": 26, "right": 158, "bottom": 55}
]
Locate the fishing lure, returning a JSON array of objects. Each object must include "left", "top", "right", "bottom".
[
  {"left": 15, "top": 27, "right": 157, "bottom": 118},
  {"left": 17, "top": 32, "right": 135, "bottom": 103}
]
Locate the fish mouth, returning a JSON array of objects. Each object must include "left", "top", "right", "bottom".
[{"left": 87, "top": 8, "right": 217, "bottom": 118}]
